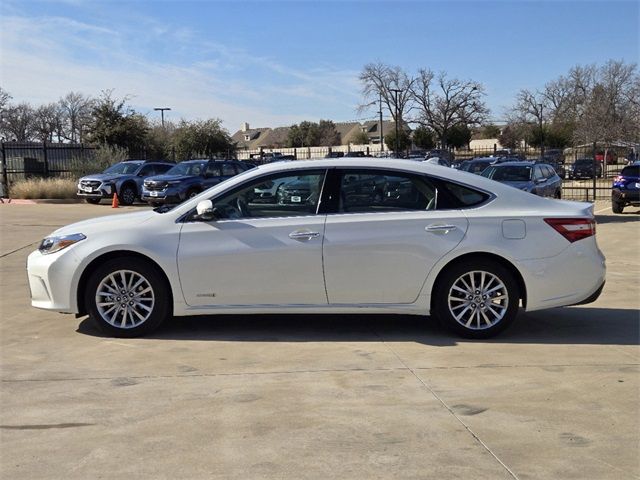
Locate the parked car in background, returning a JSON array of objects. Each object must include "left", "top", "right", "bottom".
[
  {"left": 535, "top": 157, "right": 566, "bottom": 179},
  {"left": 141, "top": 159, "right": 253, "bottom": 205},
  {"left": 77, "top": 160, "right": 174, "bottom": 205},
  {"left": 426, "top": 149, "right": 455, "bottom": 163},
  {"left": 482, "top": 161, "right": 562, "bottom": 198},
  {"left": 423, "top": 156, "right": 451, "bottom": 167},
  {"left": 595, "top": 151, "right": 616, "bottom": 164},
  {"left": 324, "top": 151, "right": 345, "bottom": 158},
  {"left": 28, "top": 158, "right": 605, "bottom": 340},
  {"left": 344, "top": 151, "right": 372, "bottom": 158},
  {"left": 611, "top": 163, "right": 640, "bottom": 213},
  {"left": 568, "top": 158, "right": 603, "bottom": 179},
  {"left": 457, "top": 157, "right": 497, "bottom": 175}
]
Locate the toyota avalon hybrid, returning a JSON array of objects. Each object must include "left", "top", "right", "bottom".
[{"left": 27, "top": 159, "right": 606, "bottom": 339}]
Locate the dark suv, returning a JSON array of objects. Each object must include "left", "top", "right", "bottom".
[
  {"left": 77, "top": 160, "right": 174, "bottom": 205},
  {"left": 568, "top": 158, "right": 603, "bottom": 179},
  {"left": 141, "top": 159, "right": 253, "bottom": 205},
  {"left": 612, "top": 163, "right": 640, "bottom": 213}
]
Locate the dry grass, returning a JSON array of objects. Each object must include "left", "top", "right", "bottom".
[{"left": 10, "top": 177, "right": 78, "bottom": 199}]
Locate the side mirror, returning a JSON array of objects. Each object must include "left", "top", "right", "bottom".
[{"left": 195, "top": 200, "right": 217, "bottom": 221}]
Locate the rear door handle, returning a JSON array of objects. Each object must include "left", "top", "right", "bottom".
[
  {"left": 289, "top": 230, "right": 320, "bottom": 240},
  {"left": 426, "top": 224, "right": 457, "bottom": 234}
]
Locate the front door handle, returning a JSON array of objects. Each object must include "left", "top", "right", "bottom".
[
  {"left": 426, "top": 224, "right": 457, "bottom": 235},
  {"left": 289, "top": 230, "right": 320, "bottom": 241}
]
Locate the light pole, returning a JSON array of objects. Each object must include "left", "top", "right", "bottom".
[
  {"left": 390, "top": 89, "right": 401, "bottom": 157},
  {"left": 154, "top": 107, "right": 171, "bottom": 127},
  {"left": 378, "top": 92, "right": 384, "bottom": 152},
  {"left": 538, "top": 103, "right": 544, "bottom": 158}
]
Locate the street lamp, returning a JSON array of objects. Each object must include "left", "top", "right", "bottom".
[
  {"left": 154, "top": 107, "right": 171, "bottom": 127},
  {"left": 390, "top": 88, "right": 401, "bottom": 157},
  {"left": 378, "top": 92, "right": 384, "bottom": 152}
]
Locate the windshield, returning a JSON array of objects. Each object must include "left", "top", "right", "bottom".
[
  {"left": 103, "top": 162, "right": 141, "bottom": 175},
  {"left": 166, "top": 162, "right": 207, "bottom": 176},
  {"left": 483, "top": 165, "right": 532, "bottom": 182}
]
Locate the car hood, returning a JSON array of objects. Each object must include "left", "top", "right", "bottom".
[
  {"left": 50, "top": 210, "right": 156, "bottom": 237},
  {"left": 146, "top": 174, "right": 196, "bottom": 182},
  {"left": 79, "top": 173, "right": 131, "bottom": 183}
]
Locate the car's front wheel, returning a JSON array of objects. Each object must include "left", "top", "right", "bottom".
[
  {"left": 433, "top": 259, "right": 520, "bottom": 339},
  {"left": 85, "top": 257, "right": 171, "bottom": 337},
  {"left": 119, "top": 185, "right": 136, "bottom": 205},
  {"left": 85, "top": 198, "right": 101, "bottom": 204}
]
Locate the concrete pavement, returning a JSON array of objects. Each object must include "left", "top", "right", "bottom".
[{"left": 0, "top": 202, "right": 638, "bottom": 479}]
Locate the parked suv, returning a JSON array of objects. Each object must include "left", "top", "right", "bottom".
[
  {"left": 612, "top": 163, "right": 640, "bottom": 213},
  {"left": 481, "top": 161, "right": 562, "bottom": 198},
  {"left": 141, "top": 159, "right": 253, "bottom": 205},
  {"left": 568, "top": 158, "right": 603, "bottom": 179},
  {"left": 77, "top": 160, "right": 174, "bottom": 205}
]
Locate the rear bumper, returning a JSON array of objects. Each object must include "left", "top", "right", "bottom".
[
  {"left": 571, "top": 280, "right": 605, "bottom": 306},
  {"left": 612, "top": 188, "right": 640, "bottom": 204},
  {"left": 518, "top": 239, "right": 606, "bottom": 311}
]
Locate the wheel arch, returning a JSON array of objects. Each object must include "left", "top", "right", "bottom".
[
  {"left": 429, "top": 252, "right": 527, "bottom": 313},
  {"left": 76, "top": 250, "right": 174, "bottom": 317},
  {"left": 118, "top": 180, "right": 138, "bottom": 196}
]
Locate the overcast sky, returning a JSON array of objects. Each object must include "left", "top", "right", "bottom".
[{"left": 1, "top": 0, "right": 638, "bottom": 132}]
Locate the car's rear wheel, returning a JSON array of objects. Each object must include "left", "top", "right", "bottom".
[
  {"left": 119, "top": 185, "right": 136, "bottom": 205},
  {"left": 85, "top": 198, "right": 101, "bottom": 204},
  {"left": 612, "top": 200, "right": 624, "bottom": 214},
  {"left": 434, "top": 260, "right": 520, "bottom": 339},
  {"left": 85, "top": 258, "right": 170, "bottom": 337}
]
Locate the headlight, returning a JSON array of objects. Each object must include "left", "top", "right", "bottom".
[{"left": 38, "top": 233, "right": 86, "bottom": 255}]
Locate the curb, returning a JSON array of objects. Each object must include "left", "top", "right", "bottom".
[{"left": 0, "top": 198, "right": 85, "bottom": 204}]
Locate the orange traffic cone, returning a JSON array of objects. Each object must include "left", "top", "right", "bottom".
[{"left": 111, "top": 192, "right": 119, "bottom": 208}]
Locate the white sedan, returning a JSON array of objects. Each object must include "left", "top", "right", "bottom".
[{"left": 27, "top": 159, "right": 606, "bottom": 338}]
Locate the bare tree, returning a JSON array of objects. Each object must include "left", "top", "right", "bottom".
[
  {"left": 410, "top": 69, "right": 488, "bottom": 146},
  {"left": 0, "top": 87, "right": 11, "bottom": 112},
  {"left": 1, "top": 103, "right": 35, "bottom": 141},
  {"left": 59, "top": 92, "right": 94, "bottom": 143},
  {"left": 33, "top": 103, "right": 62, "bottom": 142},
  {"left": 358, "top": 63, "right": 415, "bottom": 123}
]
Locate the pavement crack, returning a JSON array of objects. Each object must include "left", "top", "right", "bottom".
[
  {"left": 1, "top": 366, "right": 406, "bottom": 383},
  {"left": 371, "top": 329, "right": 520, "bottom": 480},
  {"left": 0, "top": 242, "right": 38, "bottom": 259}
]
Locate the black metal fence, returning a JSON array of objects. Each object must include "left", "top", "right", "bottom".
[{"left": 1, "top": 142, "right": 97, "bottom": 190}]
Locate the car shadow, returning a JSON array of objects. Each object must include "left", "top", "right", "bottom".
[
  {"left": 77, "top": 306, "right": 639, "bottom": 346},
  {"left": 597, "top": 213, "right": 640, "bottom": 224}
]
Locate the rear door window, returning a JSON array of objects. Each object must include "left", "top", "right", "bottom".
[{"left": 222, "top": 163, "right": 237, "bottom": 176}]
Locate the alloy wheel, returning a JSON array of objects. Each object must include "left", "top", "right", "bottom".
[
  {"left": 95, "top": 270, "right": 155, "bottom": 329},
  {"left": 447, "top": 270, "right": 508, "bottom": 330}
]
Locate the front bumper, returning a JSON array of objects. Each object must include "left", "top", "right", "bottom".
[
  {"left": 141, "top": 186, "right": 183, "bottom": 204},
  {"left": 27, "top": 248, "right": 78, "bottom": 313},
  {"left": 76, "top": 182, "right": 114, "bottom": 199}
]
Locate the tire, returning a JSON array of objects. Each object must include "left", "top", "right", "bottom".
[
  {"left": 85, "top": 257, "right": 171, "bottom": 337},
  {"left": 186, "top": 189, "right": 200, "bottom": 199},
  {"left": 85, "top": 198, "right": 101, "bottom": 204},
  {"left": 612, "top": 200, "right": 624, "bottom": 214},
  {"left": 119, "top": 184, "right": 136, "bottom": 205},
  {"left": 554, "top": 190, "right": 562, "bottom": 199},
  {"left": 433, "top": 259, "right": 520, "bottom": 339}
]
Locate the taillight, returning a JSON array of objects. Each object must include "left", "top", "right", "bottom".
[{"left": 544, "top": 218, "right": 596, "bottom": 243}]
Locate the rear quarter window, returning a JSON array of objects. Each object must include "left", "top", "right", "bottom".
[{"left": 438, "top": 180, "right": 490, "bottom": 208}]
